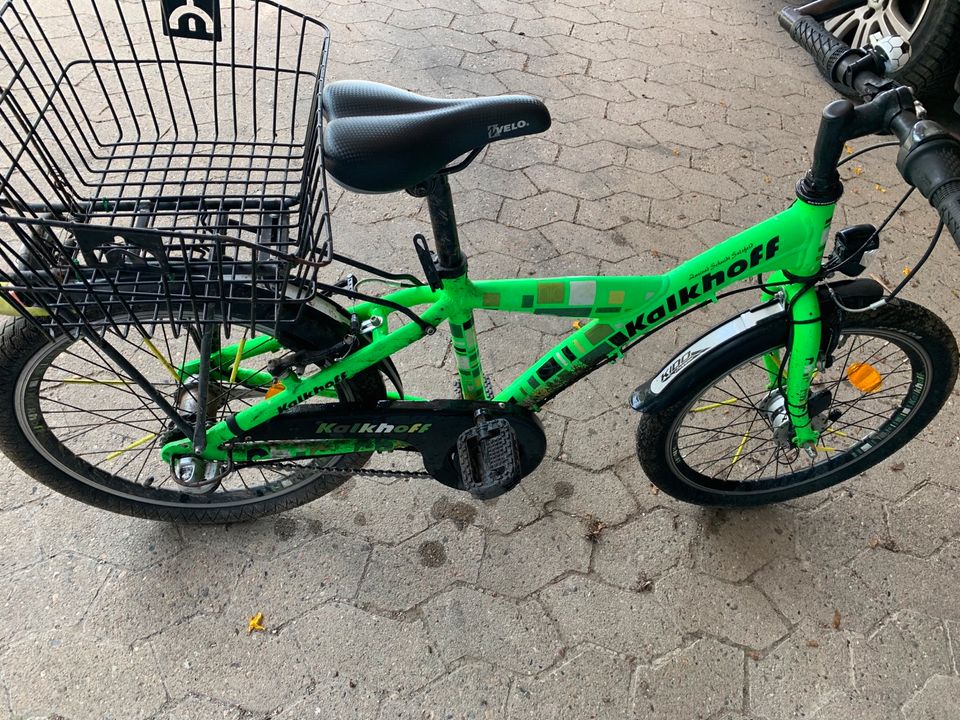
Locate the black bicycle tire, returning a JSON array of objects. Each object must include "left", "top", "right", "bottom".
[
  {"left": 821, "top": 0, "right": 960, "bottom": 97},
  {"left": 0, "top": 311, "right": 386, "bottom": 524},
  {"left": 635, "top": 299, "right": 958, "bottom": 506}
]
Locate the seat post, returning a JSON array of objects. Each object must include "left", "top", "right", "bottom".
[{"left": 411, "top": 174, "right": 466, "bottom": 277}]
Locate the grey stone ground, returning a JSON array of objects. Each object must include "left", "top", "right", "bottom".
[{"left": 3, "top": 0, "right": 960, "bottom": 718}]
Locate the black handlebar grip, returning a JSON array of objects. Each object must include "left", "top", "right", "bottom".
[
  {"left": 932, "top": 180, "right": 960, "bottom": 251},
  {"left": 781, "top": 9, "right": 852, "bottom": 87}
]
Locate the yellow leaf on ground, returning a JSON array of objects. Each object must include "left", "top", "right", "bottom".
[{"left": 247, "top": 612, "right": 265, "bottom": 634}]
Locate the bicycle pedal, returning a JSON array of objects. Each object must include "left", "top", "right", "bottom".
[{"left": 456, "top": 417, "right": 521, "bottom": 500}]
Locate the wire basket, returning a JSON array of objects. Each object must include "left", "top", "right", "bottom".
[{"left": 0, "top": 0, "right": 333, "bottom": 339}]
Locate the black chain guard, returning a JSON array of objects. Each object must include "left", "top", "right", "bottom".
[{"left": 238, "top": 399, "right": 547, "bottom": 491}]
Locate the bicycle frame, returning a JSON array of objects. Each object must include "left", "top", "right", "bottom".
[{"left": 159, "top": 197, "right": 836, "bottom": 464}]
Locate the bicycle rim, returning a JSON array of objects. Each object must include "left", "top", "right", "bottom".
[
  {"left": 13, "top": 321, "right": 367, "bottom": 509},
  {"left": 666, "top": 326, "right": 931, "bottom": 495}
]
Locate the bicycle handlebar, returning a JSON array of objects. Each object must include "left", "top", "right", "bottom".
[{"left": 779, "top": 6, "right": 960, "bottom": 249}]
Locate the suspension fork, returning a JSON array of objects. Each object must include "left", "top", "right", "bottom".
[{"left": 762, "top": 278, "right": 823, "bottom": 448}]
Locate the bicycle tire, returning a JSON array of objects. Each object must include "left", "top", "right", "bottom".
[
  {"left": 635, "top": 299, "right": 958, "bottom": 506},
  {"left": 0, "top": 308, "right": 385, "bottom": 524}
]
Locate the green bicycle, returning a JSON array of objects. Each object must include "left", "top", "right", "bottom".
[{"left": 0, "top": 0, "right": 959, "bottom": 522}]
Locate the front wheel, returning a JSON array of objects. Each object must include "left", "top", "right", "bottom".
[{"left": 636, "top": 299, "right": 958, "bottom": 506}]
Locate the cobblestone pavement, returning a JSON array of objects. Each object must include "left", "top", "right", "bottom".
[{"left": 4, "top": 0, "right": 960, "bottom": 718}]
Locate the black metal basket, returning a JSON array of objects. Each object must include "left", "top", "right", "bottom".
[{"left": 0, "top": 0, "right": 333, "bottom": 339}]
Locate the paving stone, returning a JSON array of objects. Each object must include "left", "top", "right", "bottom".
[
  {"left": 0, "top": 504, "right": 44, "bottom": 578},
  {"left": 576, "top": 192, "right": 650, "bottom": 230},
  {"left": 0, "top": 455, "right": 50, "bottom": 511},
  {"left": 430, "top": 483, "right": 544, "bottom": 535},
  {"left": 632, "top": 638, "right": 743, "bottom": 720},
  {"left": 540, "top": 222, "right": 635, "bottom": 264},
  {"left": 359, "top": 521, "right": 483, "bottom": 611},
  {"left": 751, "top": 557, "right": 888, "bottom": 635},
  {"left": 484, "top": 137, "right": 559, "bottom": 171},
  {"left": 662, "top": 165, "right": 747, "bottom": 202},
  {"left": 478, "top": 513, "right": 591, "bottom": 597},
  {"left": 558, "top": 406, "right": 636, "bottom": 470},
  {"left": 659, "top": 570, "right": 789, "bottom": 649},
  {"left": 30, "top": 495, "right": 183, "bottom": 571},
  {"left": 650, "top": 191, "right": 720, "bottom": 228},
  {"left": 83, "top": 542, "right": 250, "bottom": 644},
  {"left": 888, "top": 484, "right": 960, "bottom": 557},
  {"left": 379, "top": 661, "right": 511, "bottom": 719},
  {"left": 0, "top": 554, "right": 108, "bottom": 649},
  {"left": 694, "top": 506, "right": 797, "bottom": 582},
  {"left": 310, "top": 476, "right": 434, "bottom": 545},
  {"left": 460, "top": 219, "right": 556, "bottom": 261},
  {"left": 809, "top": 694, "right": 901, "bottom": 720},
  {"left": 271, "top": 668, "right": 382, "bottom": 720},
  {"left": 287, "top": 601, "right": 443, "bottom": 696},
  {"left": 2, "top": 629, "right": 166, "bottom": 719},
  {"left": 422, "top": 586, "right": 563, "bottom": 675},
  {"left": 523, "top": 164, "right": 613, "bottom": 201},
  {"left": 597, "top": 165, "right": 681, "bottom": 201},
  {"left": 851, "top": 611, "right": 952, "bottom": 707},
  {"left": 151, "top": 613, "right": 314, "bottom": 711},
  {"left": 593, "top": 509, "right": 697, "bottom": 589},
  {"left": 902, "top": 675, "right": 960, "bottom": 720},
  {"left": 607, "top": 97, "right": 672, "bottom": 126},
  {"left": 525, "top": 53, "right": 589, "bottom": 79},
  {"left": 521, "top": 462, "right": 638, "bottom": 526},
  {"left": 538, "top": 576, "right": 681, "bottom": 659},
  {"left": 229, "top": 532, "right": 371, "bottom": 623},
  {"left": 388, "top": 8, "right": 454, "bottom": 30},
  {"left": 557, "top": 141, "right": 628, "bottom": 173},
  {"left": 152, "top": 696, "right": 243, "bottom": 720},
  {"left": 450, "top": 13, "right": 515, "bottom": 35},
  {"left": 796, "top": 492, "right": 887, "bottom": 569},
  {"left": 855, "top": 543, "right": 960, "bottom": 623},
  {"left": 500, "top": 191, "right": 579, "bottom": 230},
  {"left": 749, "top": 621, "right": 852, "bottom": 720},
  {"left": 507, "top": 644, "right": 632, "bottom": 719},
  {"left": 460, "top": 48, "right": 528, "bottom": 74}
]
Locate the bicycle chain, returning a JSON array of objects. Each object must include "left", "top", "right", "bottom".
[{"left": 227, "top": 441, "right": 433, "bottom": 479}]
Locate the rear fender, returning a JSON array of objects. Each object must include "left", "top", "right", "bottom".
[{"left": 630, "top": 279, "right": 884, "bottom": 414}]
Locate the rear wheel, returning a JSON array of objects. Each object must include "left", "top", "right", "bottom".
[
  {"left": 0, "top": 310, "right": 385, "bottom": 523},
  {"left": 636, "top": 300, "right": 958, "bottom": 506}
]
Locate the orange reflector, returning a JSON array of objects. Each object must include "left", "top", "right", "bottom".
[
  {"left": 265, "top": 381, "right": 285, "bottom": 398},
  {"left": 846, "top": 362, "right": 882, "bottom": 393}
]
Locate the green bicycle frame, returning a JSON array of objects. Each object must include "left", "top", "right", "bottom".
[{"left": 161, "top": 198, "right": 835, "bottom": 464}]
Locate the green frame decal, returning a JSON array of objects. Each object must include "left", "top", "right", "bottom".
[{"left": 161, "top": 199, "right": 835, "bottom": 463}]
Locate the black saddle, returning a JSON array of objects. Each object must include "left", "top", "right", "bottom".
[{"left": 321, "top": 80, "right": 551, "bottom": 194}]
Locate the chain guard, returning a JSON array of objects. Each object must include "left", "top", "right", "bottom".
[{"left": 233, "top": 399, "right": 547, "bottom": 491}]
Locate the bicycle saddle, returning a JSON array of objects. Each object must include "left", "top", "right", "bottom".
[{"left": 322, "top": 80, "right": 551, "bottom": 194}]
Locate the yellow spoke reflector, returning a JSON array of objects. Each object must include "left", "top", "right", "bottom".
[
  {"left": 731, "top": 431, "right": 750, "bottom": 465},
  {"left": 692, "top": 397, "right": 738, "bottom": 413},
  {"left": 846, "top": 362, "right": 882, "bottom": 393},
  {"left": 142, "top": 337, "right": 181, "bottom": 382},
  {"left": 824, "top": 427, "right": 851, "bottom": 438},
  {"left": 228, "top": 335, "right": 248, "bottom": 385},
  {"left": 265, "top": 381, "right": 285, "bottom": 399},
  {"left": 61, "top": 378, "right": 130, "bottom": 385},
  {"left": 105, "top": 433, "right": 158, "bottom": 461}
]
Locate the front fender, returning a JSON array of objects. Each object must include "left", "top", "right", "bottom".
[{"left": 630, "top": 279, "right": 884, "bottom": 414}]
